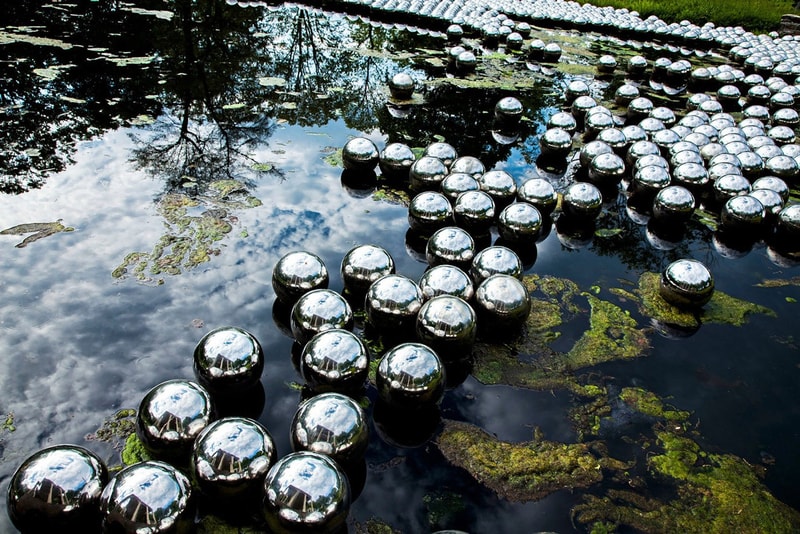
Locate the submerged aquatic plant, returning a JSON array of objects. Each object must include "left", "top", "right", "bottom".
[{"left": 0, "top": 220, "right": 74, "bottom": 248}]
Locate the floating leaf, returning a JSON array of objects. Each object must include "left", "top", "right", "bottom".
[{"left": 259, "top": 76, "right": 287, "bottom": 88}]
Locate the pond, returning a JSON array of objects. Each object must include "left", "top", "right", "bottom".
[{"left": 1, "top": 1, "right": 800, "bottom": 532}]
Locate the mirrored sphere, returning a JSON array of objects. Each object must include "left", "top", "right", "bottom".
[
  {"left": 474, "top": 274, "right": 531, "bottom": 333},
  {"left": 341, "top": 137, "right": 379, "bottom": 172},
  {"left": 136, "top": 379, "right": 214, "bottom": 458},
  {"left": 497, "top": 202, "right": 543, "bottom": 244},
  {"left": 408, "top": 191, "right": 453, "bottom": 234},
  {"left": 424, "top": 142, "right": 458, "bottom": 168},
  {"left": 341, "top": 244, "right": 395, "bottom": 295},
  {"left": 365, "top": 273, "right": 424, "bottom": 335},
  {"left": 388, "top": 72, "right": 414, "bottom": 100},
  {"left": 7, "top": 445, "right": 108, "bottom": 532},
  {"left": 262, "top": 452, "right": 350, "bottom": 534},
  {"left": 588, "top": 152, "right": 626, "bottom": 186},
  {"left": 453, "top": 190, "right": 496, "bottom": 235},
  {"left": 449, "top": 156, "right": 485, "bottom": 178},
  {"left": 653, "top": 185, "right": 696, "bottom": 223},
  {"left": 713, "top": 174, "right": 751, "bottom": 204},
  {"left": 540, "top": 128, "right": 573, "bottom": 158},
  {"left": 477, "top": 170, "right": 517, "bottom": 208},
  {"left": 562, "top": 182, "right": 603, "bottom": 221},
  {"left": 290, "top": 393, "right": 369, "bottom": 464},
  {"left": 752, "top": 176, "right": 790, "bottom": 202},
  {"left": 721, "top": 195, "right": 766, "bottom": 230},
  {"left": 100, "top": 461, "right": 194, "bottom": 533},
  {"left": 517, "top": 178, "right": 557, "bottom": 216},
  {"left": 579, "top": 140, "right": 613, "bottom": 168},
  {"left": 416, "top": 295, "right": 477, "bottom": 361},
  {"left": 659, "top": 259, "right": 714, "bottom": 308},
  {"left": 777, "top": 204, "right": 800, "bottom": 241},
  {"left": 547, "top": 111, "right": 577, "bottom": 133},
  {"left": 426, "top": 226, "right": 476, "bottom": 270},
  {"left": 409, "top": 155, "right": 448, "bottom": 192},
  {"left": 470, "top": 245, "right": 523, "bottom": 286},
  {"left": 441, "top": 172, "right": 480, "bottom": 203},
  {"left": 273, "top": 251, "right": 329, "bottom": 304},
  {"left": 291, "top": 289, "right": 354, "bottom": 346},
  {"left": 376, "top": 342, "right": 446, "bottom": 408},
  {"left": 419, "top": 264, "right": 474, "bottom": 302},
  {"left": 301, "top": 329, "right": 369, "bottom": 392},
  {"left": 379, "top": 143, "right": 415, "bottom": 181},
  {"left": 749, "top": 188, "right": 785, "bottom": 219},
  {"left": 765, "top": 154, "right": 800, "bottom": 180},
  {"left": 193, "top": 326, "right": 264, "bottom": 392},
  {"left": 191, "top": 417, "right": 277, "bottom": 500},
  {"left": 494, "top": 96, "right": 523, "bottom": 124}
]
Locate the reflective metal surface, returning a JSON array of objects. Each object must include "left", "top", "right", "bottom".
[
  {"left": 100, "top": 461, "right": 194, "bottom": 534},
  {"left": 290, "top": 392, "right": 369, "bottom": 464},
  {"left": 136, "top": 379, "right": 215, "bottom": 458},
  {"left": 659, "top": 258, "right": 715, "bottom": 308},
  {"left": 470, "top": 245, "right": 523, "bottom": 286},
  {"left": 652, "top": 185, "right": 696, "bottom": 223},
  {"left": 477, "top": 169, "right": 517, "bottom": 209},
  {"left": 721, "top": 195, "right": 766, "bottom": 230},
  {"left": 364, "top": 273, "right": 424, "bottom": 335},
  {"left": 376, "top": 342, "right": 446, "bottom": 408},
  {"left": 7, "top": 445, "right": 108, "bottom": 532},
  {"left": 423, "top": 142, "right": 457, "bottom": 168},
  {"left": 409, "top": 155, "right": 448, "bottom": 192},
  {"left": 416, "top": 294, "right": 477, "bottom": 361},
  {"left": 441, "top": 173, "right": 480, "bottom": 204},
  {"left": 752, "top": 176, "right": 790, "bottom": 202},
  {"left": 587, "top": 152, "right": 626, "bottom": 186},
  {"left": 340, "top": 244, "right": 396, "bottom": 295},
  {"left": 408, "top": 191, "right": 453, "bottom": 234},
  {"left": 712, "top": 174, "right": 751, "bottom": 204},
  {"left": 449, "top": 156, "right": 485, "bottom": 178},
  {"left": 193, "top": 326, "right": 264, "bottom": 392},
  {"left": 517, "top": 178, "right": 557, "bottom": 216},
  {"left": 272, "top": 251, "right": 330, "bottom": 304},
  {"left": 579, "top": 140, "right": 613, "bottom": 168},
  {"left": 497, "top": 201, "right": 543, "bottom": 245},
  {"left": 388, "top": 72, "right": 414, "bottom": 100},
  {"left": 539, "top": 127, "right": 573, "bottom": 158},
  {"left": 418, "top": 264, "right": 474, "bottom": 302},
  {"left": 191, "top": 417, "right": 277, "bottom": 499},
  {"left": 561, "top": 182, "right": 603, "bottom": 221},
  {"left": 379, "top": 142, "right": 416, "bottom": 181},
  {"left": 301, "top": 329, "right": 369, "bottom": 392},
  {"left": 453, "top": 190, "right": 497, "bottom": 235},
  {"left": 474, "top": 274, "right": 531, "bottom": 334},
  {"left": 262, "top": 451, "right": 350, "bottom": 534},
  {"left": 426, "top": 226, "right": 476, "bottom": 270},
  {"left": 341, "top": 137, "right": 379, "bottom": 172}
]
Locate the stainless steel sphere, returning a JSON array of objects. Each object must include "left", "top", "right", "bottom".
[
  {"left": 477, "top": 169, "right": 517, "bottom": 209},
  {"left": 752, "top": 176, "right": 790, "bottom": 202},
  {"left": 449, "top": 156, "right": 485, "bottom": 178},
  {"left": 388, "top": 72, "right": 415, "bottom": 100},
  {"left": 721, "top": 195, "right": 766, "bottom": 230},
  {"left": 423, "top": 142, "right": 458, "bottom": 168},
  {"left": 749, "top": 187, "right": 785, "bottom": 218},
  {"left": 579, "top": 140, "right": 614, "bottom": 168},
  {"left": 7, "top": 445, "right": 108, "bottom": 532},
  {"left": 632, "top": 165, "right": 671, "bottom": 195},
  {"left": 765, "top": 154, "right": 800, "bottom": 180},
  {"left": 659, "top": 259, "right": 714, "bottom": 308},
  {"left": 547, "top": 111, "right": 577, "bottom": 133},
  {"left": 193, "top": 326, "right": 264, "bottom": 393},
  {"left": 191, "top": 417, "right": 277, "bottom": 500},
  {"left": 543, "top": 42, "right": 562, "bottom": 62},
  {"left": 408, "top": 191, "right": 453, "bottom": 234},
  {"left": 262, "top": 452, "right": 350, "bottom": 534},
  {"left": 615, "top": 84, "right": 640, "bottom": 106},
  {"left": 596, "top": 128, "right": 627, "bottom": 155},
  {"left": 415, "top": 295, "right": 477, "bottom": 361},
  {"left": 379, "top": 143, "right": 416, "bottom": 181},
  {"left": 455, "top": 50, "right": 477, "bottom": 72},
  {"left": 365, "top": 273, "right": 424, "bottom": 335},
  {"left": 626, "top": 140, "right": 661, "bottom": 167},
  {"left": 474, "top": 274, "right": 531, "bottom": 334},
  {"left": 136, "top": 379, "right": 215, "bottom": 459},
  {"left": 341, "top": 244, "right": 395, "bottom": 295},
  {"left": 301, "top": 329, "right": 369, "bottom": 392},
  {"left": 562, "top": 182, "right": 603, "bottom": 221},
  {"left": 737, "top": 151, "right": 765, "bottom": 179},
  {"left": 517, "top": 178, "right": 557, "bottom": 216},
  {"left": 290, "top": 393, "right": 369, "bottom": 464},
  {"left": 273, "top": 251, "right": 329, "bottom": 304},
  {"left": 587, "top": 152, "right": 626, "bottom": 186},
  {"left": 597, "top": 54, "right": 617, "bottom": 74},
  {"left": 571, "top": 95, "right": 597, "bottom": 121},
  {"left": 497, "top": 202, "right": 543, "bottom": 244},
  {"left": 290, "top": 289, "right": 354, "bottom": 346},
  {"left": 627, "top": 97, "right": 654, "bottom": 123},
  {"left": 376, "top": 342, "right": 446, "bottom": 407},
  {"left": 494, "top": 96, "right": 523, "bottom": 125},
  {"left": 713, "top": 174, "right": 751, "bottom": 204},
  {"left": 564, "top": 79, "right": 590, "bottom": 103},
  {"left": 100, "top": 461, "right": 194, "bottom": 533},
  {"left": 453, "top": 190, "right": 496, "bottom": 234},
  {"left": 627, "top": 55, "right": 648, "bottom": 77},
  {"left": 777, "top": 204, "right": 800, "bottom": 242},
  {"left": 539, "top": 128, "right": 573, "bottom": 158},
  {"left": 418, "top": 265, "right": 474, "bottom": 302},
  {"left": 409, "top": 155, "right": 448, "bottom": 192},
  {"left": 470, "top": 245, "right": 523, "bottom": 286},
  {"left": 426, "top": 226, "right": 475, "bottom": 270},
  {"left": 652, "top": 185, "right": 696, "bottom": 224},
  {"left": 441, "top": 172, "right": 480, "bottom": 203},
  {"left": 342, "top": 137, "right": 379, "bottom": 172},
  {"left": 672, "top": 162, "right": 710, "bottom": 192}
]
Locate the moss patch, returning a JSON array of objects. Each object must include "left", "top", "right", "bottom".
[
  {"left": 436, "top": 419, "right": 602, "bottom": 502},
  {"left": 619, "top": 387, "right": 690, "bottom": 423},
  {"left": 0, "top": 220, "right": 75, "bottom": 248}
]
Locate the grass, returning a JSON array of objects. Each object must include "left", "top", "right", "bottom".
[{"left": 585, "top": 0, "right": 799, "bottom": 33}]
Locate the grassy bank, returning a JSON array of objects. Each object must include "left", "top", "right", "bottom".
[{"left": 585, "top": 0, "right": 798, "bottom": 33}]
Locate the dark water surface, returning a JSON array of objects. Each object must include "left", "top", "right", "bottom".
[{"left": 1, "top": 1, "right": 799, "bottom": 532}]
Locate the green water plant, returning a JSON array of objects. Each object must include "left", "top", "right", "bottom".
[{"left": 0, "top": 220, "right": 75, "bottom": 248}]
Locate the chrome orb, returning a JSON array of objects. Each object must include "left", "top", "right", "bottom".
[
  {"left": 777, "top": 204, "right": 800, "bottom": 242},
  {"left": 713, "top": 174, "right": 751, "bottom": 204},
  {"left": 585, "top": 111, "right": 615, "bottom": 136},
  {"left": 441, "top": 172, "right": 480, "bottom": 203},
  {"left": 626, "top": 140, "right": 661, "bottom": 167},
  {"left": 193, "top": 326, "right": 263, "bottom": 393},
  {"left": 455, "top": 50, "right": 477, "bottom": 72},
  {"left": 365, "top": 273, "right": 424, "bottom": 336},
  {"left": 587, "top": 152, "right": 626, "bottom": 186},
  {"left": 497, "top": 202, "right": 543, "bottom": 244},
  {"left": 597, "top": 54, "right": 617, "bottom": 74},
  {"left": 449, "top": 156, "right": 485, "bottom": 178},
  {"left": 388, "top": 72, "right": 415, "bottom": 100},
  {"left": 477, "top": 169, "right": 517, "bottom": 209},
  {"left": 564, "top": 79, "right": 590, "bottom": 103},
  {"left": 136, "top": 379, "right": 214, "bottom": 459},
  {"left": 341, "top": 244, "right": 395, "bottom": 295},
  {"left": 474, "top": 274, "right": 531, "bottom": 334},
  {"left": 191, "top": 417, "right": 277, "bottom": 500},
  {"left": 765, "top": 154, "right": 800, "bottom": 180},
  {"left": 379, "top": 143, "right": 415, "bottom": 181},
  {"left": 100, "top": 461, "right": 194, "bottom": 534},
  {"left": 290, "top": 289, "right": 354, "bottom": 346},
  {"left": 752, "top": 176, "right": 790, "bottom": 202},
  {"left": 418, "top": 264, "right": 474, "bottom": 302},
  {"left": 652, "top": 185, "right": 696, "bottom": 224},
  {"left": 721, "top": 195, "right": 766, "bottom": 231},
  {"left": 408, "top": 191, "right": 453, "bottom": 234},
  {"left": 301, "top": 329, "right": 369, "bottom": 392},
  {"left": 341, "top": 137, "right": 379, "bottom": 172},
  {"left": 579, "top": 140, "right": 613, "bottom": 168},
  {"left": 409, "top": 155, "right": 448, "bottom": 192},
  {"left": 543, "top": 42, "right": 562, "bottom": 62},
  {"left": 424, "top": 142, "right": 458, "bottom": 168},
  {"left": 416, "top": 295, "right": 477, "bottom": 361},
  {"left": 768, "top": 125, "right": 797, "bottom": 145},
  {"left": 470, "top": 245, "right": 523, "bottom": 286},
  {"left": 632, "top": 165, "right": 671, "bottom": 195},
  {"left": 571, "top": 95, "right": 597, "bottom": 121},
  {"left": 494, "top": 96, "right": 523, "bottom": 125},
  {"left": 627, "top": 97, "right": 654, "bottom": 123},
  {"left": 453, "top": 190, "right": 496, "bottom": 234},
  {"left": 672, "top": 162, "right": 710, "bottom": 192},
  {"left": 562, "top": 182, "right": 603, "bottom": 221},
  {"left": 621, "top": 124, "right": 648, "bottom": 145},
  {"left": 596, "top": 128, "right": 627, "bottom": 155},
  {"left": 547, "top": 111, "right": 577, "bottom": 133},
  {"left": 669, "top": 149, "right": 703, "bottom": 168},
  {"left": 659, "top": 259, "right": 714, "bottom": 308},
  {"left": 426, "top": 226, "right": 476, "bottom": 270},
  {"left": 749, "top": 187, "right": 785, "bottom": 219},
  {"left": 376, "top": 342, "right": 446, "bottom": 407},
  {"left": 539, "top": 128, "right": 573, "bottom": 158},
  {"left": 290, "top": 393, "right": 369, "bottom": 464},
  {"left": 262, "top": 452, "right": 350, "bottom": 534},
  {"left": 615, "top": 84, "right": 640, "bottom": 106},
  {"left": 517, "top": 178, "right": 557, "bottom": 216},
  {"left": 737, "top": 151, "right": 765, "bottom": 179},
  {"left": 273, "top": 251, "right": 329, "bottom": 304},
  {"left": 627, "top": 55, "right": 648, "bottom": 77},
  {"left": 7, "top": 445, "right": 108, "bottom": 532}
]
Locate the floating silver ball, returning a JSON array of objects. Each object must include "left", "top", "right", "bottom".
[
  {"left": 193, "top": 326, "right": 263, "bottom": 393},
  {"left": 539, "top": 128, "right": 573, "bottom": 158},
  {"left": 579, "top": 140, "right": 613, "bottom": 168},
  {"left": 494, "top": 96, "right": 523, "bottom": 125},
  {"left": 455, "top": 50, "right": 477, "bottom": 72},
  {"left": 365, "top": 273, "right": 424, "bottom": 336},
  {"left": 301, "top": 329, "right": 369, "bottom": 392},
  {"left": 290, "top": 393, "right": 369, "bottom": 464},
  {"left": 7, "top": 445, "right": 108, "bottom": 532},
  {"left": 477, "top": 169, "right": 517, "bottom": 209},
  {"left": 627, "top": 97, "right": 654, "bottom": 123},
  {"left": 191, "top": 417, "right": 277, "bottom": 500},
  {"left": 597, "top": 54, "right": 617, "bottom": 74},
  {"left": 652, "top": 185, "right": 696, "bottom": 224},
  {"left": 713, "top": 174, "right": 751, "bottom": 204},
  {"left": 416, "top": 295, "right": 477, "bottom": 361},
  {"left": 388, "top": 72, "right": 415, "bottom": 100},
  {"left": 752, "top": 175, "right": 790, "bottom": 202},
  {"left": 672, "top": 162, "right": 710, "bottom": 192},
  {"left": 341, "top": 244, "right": 395, "bottom": 295},
  {"left": 136, "top": 379, "right": 214, "bottom": 459},
  {"left": 765, "top": 154, "right": 800, "bottom": 180},
  {"left": 453, "top": 190, "right": 496, "bottom": 235},
  {"left": 615, "top": 84, "right": 640, "bottom": 107},
  {"left": 291, "top": 289, "right": 354, "bottom": 346},
  {"left": 418, "top": 264, "right": 474, "bottom": 302},
  {"left": 342, "top": 137, "right": 379, "bottom": 172},
  {"left": 409, "top": 155, "right": 448, "bottom": 192},
  {"left": 571, "top": 95, "right": 597, "bottom": 120},
  {"left": 474, "top": 274, "right": 531, "bottom": 334},
  {"left": 273, "top": 251, "right": 329, "bottom": 304},
  {"left": 621, "top": 124, "right": 648, "bottom": 145},
  {"left": 659, "top": 259, "right": 714, "bottom": 308},
  {"left": 100, "top": 461, "right": 194, "bottom": 534},
  {"left": 585, "top": 111, "right": 615, "bottom": 136},
  {"left": 627, "top": 55, "right": 648, "bottom": 77},
  {"left": 588, "top": 152, "right": 626, "bottom": 186},
  {"left": 262, "top": 452, "right": 350, "bottom": 534},
  {"left": 737, "top": 151, "right": 765, "bottom": 179},
  {"left": 596, "top": 128, "right": 628, "bottom": 155},
  {"left": 626, "top": 140, "right": 661, "bottom": 167},
  {"left": 721, "top": 195, "right": 766, "bottom": 230},
  {"left": 777, "top": 204, "right": 800, "bottom": 241},
  {"left": 408, "top": 191, "right": 453, "bottom": 234},
  {"left": 426, "top": 226, "right": 476, "bottom": 271},
  {"left": 564, "top": 79, "right": 590, "bottom": 103},
  {"left": 376, "top": 342, "right": 446, "bottom": 407},
  {"left": 441, "top": 172, "right": 480, "bottom": 203},
  {"left": 632, "top": 165, "right": 671, "bottom": 195},
  {"left": 470, "top": 245, "right": 523, "bottom": 287},
  {"left": 449, "top": 156, "right": 485, "bottom": 179},
  {"left": 424, "top": 142, "right": 458, "bottom": 168},
  {"left": 669, "top": 149, "right": 703, "bottom": 168},
  {"left": 562, "top": 182, "right": 603, "bottom": 221},
  {"left": 768, "top": 125, "right": 797, "bottom": 145},
  {"left": 749, "top": 187, "right": 785, "bottom": 219},
  {"left": 547, "top": 111, "right": 577, "bottom": 133},
  {"left": 517, "top": 178, "right": 557, "bottom": 216},
  {"left": 543, "top": 42, "right": 562, "bottom": 62},
  {"left": 497, "top": 202, "right": 543, "bottom": 245},
  {"left": 379, "top": 143, "right": 416, "bottom": 181}
]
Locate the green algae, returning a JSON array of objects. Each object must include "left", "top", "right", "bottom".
[
  {"left": 86, "top": 408, "right": 148, "bottom": 468},
  {"left": 1, "top": 220, "right": 75, "bottom": 248},
  {"left": 197, "top": 515, "right": 266, "bottom": 533},
  {"left": 756, "top": 276, "right": 800, "bottom": 288},
  {"left": 121, "top": 433, "right": 151, "bottom": 466},
  {"left": 436, "top": 419, "right": 603, "bottom": 502},
  {"left": 353, "top": 518, "right": 402, "bottom": 534},
  {"left": 619, "top": 387, "right": 690, "bottom": 423},
  {"left": 424, "top": 490, "right": 466, "bottom": 529},
  {"left": 2, "top": 412, "right": 15, "bottom": 432},
  {"left": 371, "top": 187, "right": 410, "bottom": 207}
]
